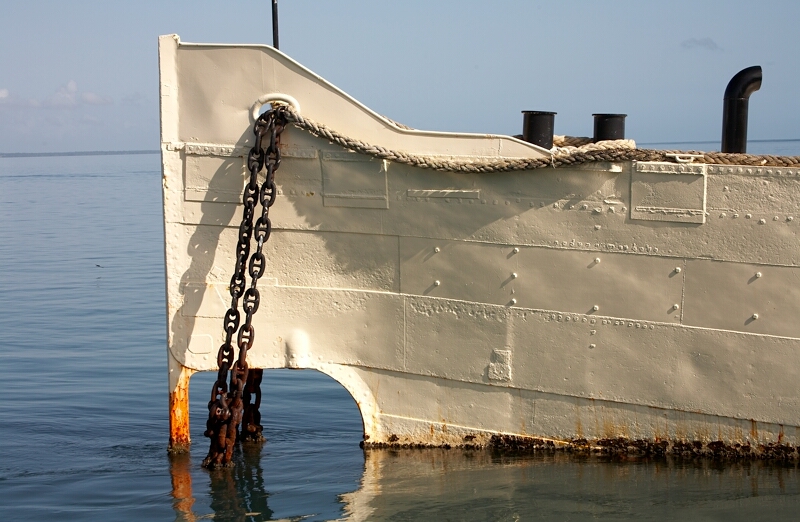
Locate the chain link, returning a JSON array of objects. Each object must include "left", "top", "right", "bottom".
[{"left": 202, "top": 106, "right": 287, "bottom": 468}]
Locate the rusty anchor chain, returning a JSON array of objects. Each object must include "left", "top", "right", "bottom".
[{"left": 202, "top": 106, "right": 287, "bottom": 469}]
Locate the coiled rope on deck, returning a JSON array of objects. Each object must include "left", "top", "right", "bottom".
[{"left": 280, "top": 107, "right": 800, "bottom": 171}]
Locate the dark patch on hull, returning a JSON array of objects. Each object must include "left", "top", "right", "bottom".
[{"left": 363, "top": 435, "right": 800, "bottom": 461}]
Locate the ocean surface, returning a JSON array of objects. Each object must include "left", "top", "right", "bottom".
[{"left": 1, "top": 143, "right": 799, "bottom": 521}]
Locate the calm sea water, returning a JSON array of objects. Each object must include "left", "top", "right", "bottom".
[{"left": 1, "top": 144, "right": 799, "bottom": 521}]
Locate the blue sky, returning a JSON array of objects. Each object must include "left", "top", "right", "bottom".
[{"left": 1, "top": 0, "right": 798, "bottom": 152}]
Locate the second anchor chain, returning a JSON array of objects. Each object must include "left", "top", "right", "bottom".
[{"left": 202, "top": 105, "right": 287, "bottom": 468}]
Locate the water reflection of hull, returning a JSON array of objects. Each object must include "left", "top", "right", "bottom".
[
  {"left": 160, "top": 34, "right": 800, "bottom": 456},
  {"left": 169, "top": 444, "right": 800, "bottom": 520},
  {"left": 345, "top": 449, "right": 800, "bottom": 520}
]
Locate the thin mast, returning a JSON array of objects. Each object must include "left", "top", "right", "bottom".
[{"left": 272, "top": 0, "right": 279, "bottom": 49}]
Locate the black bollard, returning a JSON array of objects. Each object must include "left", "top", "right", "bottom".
[
  {"left": 593, "top": 114, "right": 627, "bottom": 141},
  {"left": 522, "top": 111, "right": 556, "bottom": 149}
]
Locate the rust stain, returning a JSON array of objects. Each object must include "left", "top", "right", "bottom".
[
  {"left": 169, "top": 389, "right": 191, "bottom": 452},
  {"left": 750, "top": 419, "right": 759, "bottom": 441},
  {"left": 674, "top": 413, "right": 686, "bottom": 442},
  {"left": 601, "top": 416, "right": 616, "bottom": 439},
  {"left": 695, "top": 424, "right": 710, "bottom": 443},
  {"left": 169, "top": 367, "right": 193, "bottom": 453}
]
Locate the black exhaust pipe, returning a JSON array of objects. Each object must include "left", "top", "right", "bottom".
[{"left": 721, "top": 66, "right": 762, "bottom": 153}]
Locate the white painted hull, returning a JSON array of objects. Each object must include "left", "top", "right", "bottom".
[{"left": 159, "top": 35, "right": 800, "bottom": 454}]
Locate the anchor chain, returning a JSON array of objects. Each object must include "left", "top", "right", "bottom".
[{"left": 202, "top": 106, "right": 287, "bottom": 468}]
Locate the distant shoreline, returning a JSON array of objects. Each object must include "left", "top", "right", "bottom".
[{"left": 0, "top": 150, "right": 159, "bottom": 158}]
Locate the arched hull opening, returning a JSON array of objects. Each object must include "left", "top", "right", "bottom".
[{"left": 180, "top": 366, "right": 368, "bottom": 450}]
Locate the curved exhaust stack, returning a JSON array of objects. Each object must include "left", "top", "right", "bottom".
[{"left": 721, "top": 66, "right": 762, "bottom": 153}]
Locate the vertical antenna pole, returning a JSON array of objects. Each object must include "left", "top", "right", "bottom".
[{"left": 272, "top": 0, "right": 279, "bottom": 49}]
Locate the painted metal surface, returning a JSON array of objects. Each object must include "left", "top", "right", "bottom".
[{"left": 160, "top": 35, "right": 800, "bottom": 453}]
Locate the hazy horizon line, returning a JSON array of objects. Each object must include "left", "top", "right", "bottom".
[
  {"left": 0, "top": 150, "right": 160, "bottom": 158},
  {"left": 1, "top": 139, "right": 798, "bottom": 158},
  {"left": 640, "top": 138, "right": 800, "bottom": 146}
]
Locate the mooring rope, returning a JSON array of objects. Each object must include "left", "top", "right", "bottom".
[
  {"left": 553, "top": 135, "right": 594, "bottom": 148},
  {"left": 280, "top": 107, "right": 800, "bottom": 171}
]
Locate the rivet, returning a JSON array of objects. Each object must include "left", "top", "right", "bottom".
[
  {"left": 510, "top": 298, "right": 517, "bottom": 305},
  {"left": 512, "top": 272, "right": 518, "bottom": 279},
  {"left": 595, "top": 258, "right": 601, "bottom": 264},
  {"left": 673, "top": 304, "right": 680, "bottom": 311},
  {"left": 589, "top": 344, "right": 596, "bottom": 349},
  {"left": 746, "top": 214, "right": 752, "bottom": 219},
  {"left": 719, "top": 212, "right": 726, "bottom": 218},
  {"left": 434, "top": 280, "right": 441, "bottom": 286},
  {"left": 513, "top": 247, "right": 520, "bottom": 253},
  {"left": 759, "top": 218, "right": 766, "bottom": 224},
  {"left": 774, "top": 216, "right": 780, "bottom": 221},
  {"left": 592, "top": 305, "right": 599, "bottom": 311},
  {"left": 752, "top": 313, "right": 759, "bottom": 320},
  {"left": 733, "top": 213, "right": 739, "bottom": 218},
  {"left": 789, "top": 217, "right": 794, "bottom": 222},
  {"left": 674, "top": 267, "right": 682, "bottom": 273},
  {"left": 594, "top": 225, "right": 602, "bottom": 230},
  {"left": 434, "top": 247, "right": 440, "bottom": 253},
  {"left": 756, "top": 272, "right": 762, "bottom": 278},
  {"left": 581, "top": 204, "right": 588, "bottom": 210}
]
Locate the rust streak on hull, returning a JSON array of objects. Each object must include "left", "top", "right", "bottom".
[{"left": 169, "top": 362, "right": 195, "bottom": 453}]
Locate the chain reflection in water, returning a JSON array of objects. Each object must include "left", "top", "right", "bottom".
[{"left": 171, "top": 443, "right": 272, "bottom": 521}]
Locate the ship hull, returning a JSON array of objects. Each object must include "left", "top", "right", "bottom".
[{"left": 159, "top": 35, "right": 800, "bottom": 455}]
